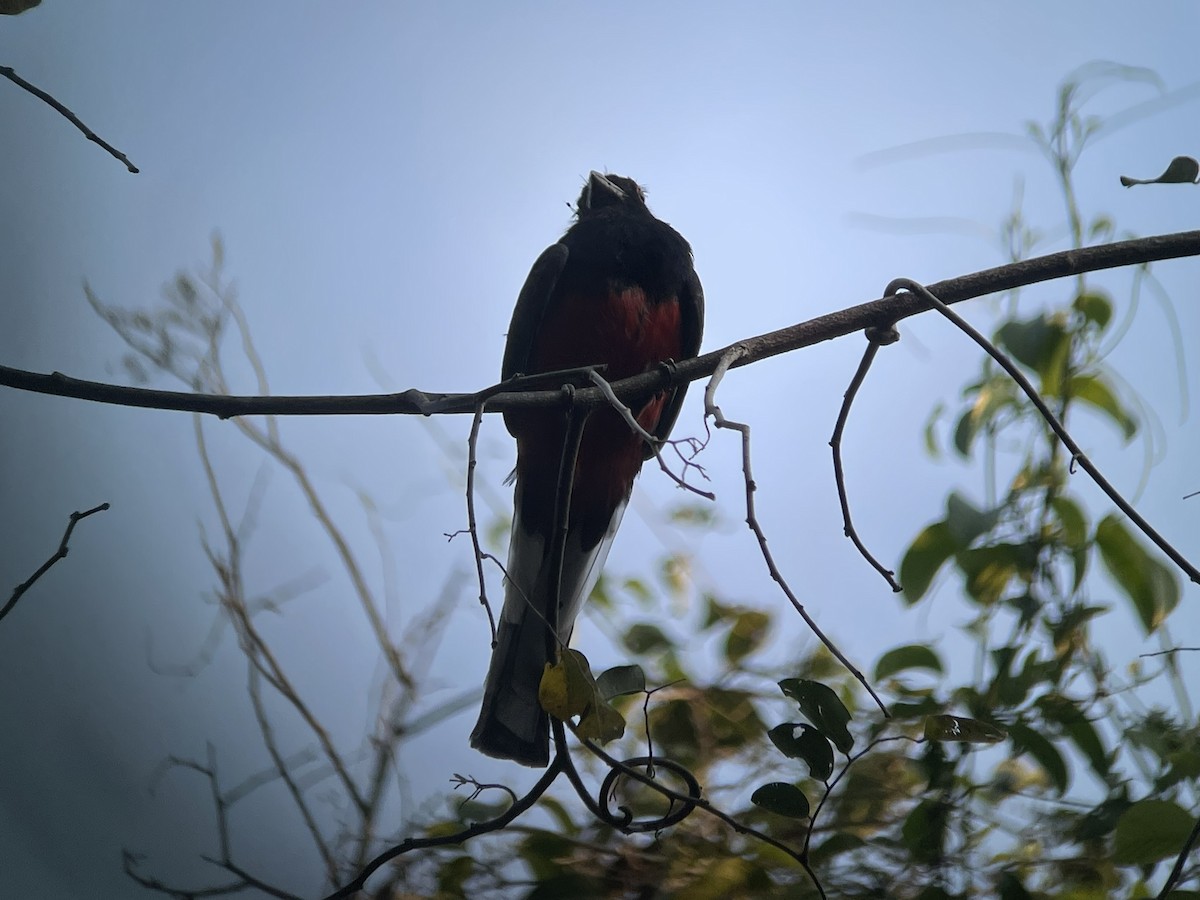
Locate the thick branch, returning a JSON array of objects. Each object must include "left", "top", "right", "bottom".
[{"left": 2, "top": 230, "right": 1197, "bottom": 418}]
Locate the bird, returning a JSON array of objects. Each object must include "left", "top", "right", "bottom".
[{"left": 470, "top": 171, "right": 704, "bottom": 766}]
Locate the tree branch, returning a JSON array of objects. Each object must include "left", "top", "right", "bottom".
[
  {"left": 2, "top": 502, "right": 110, "bottom": 624},
  {"left": 2, "top": 231, "right": 1197, "bottom": 418},
  {"left": 1, "top": 64, "right": 139, "bottom": 173},
  {"left": 888, "top": 278, "right": 1200, "bottom": 586}
]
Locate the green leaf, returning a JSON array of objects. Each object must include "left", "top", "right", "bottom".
[
  {"left": 621, "top": 577, "right": 654, "bottom": 605},
  {"left": 1038, "top": 695, "right": 1110, "bottom": 780},
  {"left": 767, "top": 723, "right": 834, "bottom": 780},
  {"left": 1087, "top": 217, "right": 1115, "bottom": 242},
  {"left": 945, "top": 491, "right": 1000, "bottom": 545},
  {"left": 702, "top": 594, "right": 733, "bottom": 630},
  {"left": 900, "top": 520, "right": 955, "bottom": 604},
  {"left": 953, "top": 377, "right": 1018, "bottom": 457},
  {"left": 1050, "top": 496, "right": 1091, "bottom": 593},
  {"left": 810, "top": 831, "right": 866, "bottom": 864},
  {"left": 1095, "top": 515, "right": 1181, "bottom": 634},
  {"left": 1112, "top": 800, "right": 1194, "bottom": 864},
  {"left": 436, "top": 855, "right": 475, "bottom": 895},
  {"left": 956, "top": 542, "right": 1035, "bottom": 606},
  {"left": 1009, "top": 722, "right": 1069, "bottom": 794},
  {"left": 779, "top": 679, "right": 854, "bottom": 754},
  {"left": 996, "top": 314, "right": 1070, "bottom": 391},
  {"left": 890, "top": 696, "right": 944, "bottom": 720},
  {"left": 595, "top": 665, "right": 646, "bottom": 700},
  {"left": 622, "top": 622, "right": 672, "bottom": 654},
  {"left": 539, "top": 650, "right": 625, "bottom": 743},
  {"left": 1050, "top": 496, "right": 1089, "bottom": 547},
  {"left": 923, "top": 714, "right": 1006, "bottom": 744},
  {"left": 539, "top": 650, "right": 595, "bottom": 720},
  {"left": 997, "top": 870, "right": 1034, "bottom": 900},
  {"left": 1120, "top": 155, "right": 1200, "bottom": 187},
  {"left": 1070, "top": 373, "right": 1137, "bottom": 439},
  {"left": 724, "top": 609, "right": 770, "bottom": 664},
  {"left": 750, "top": 782, "right": 810, "bottom": 819},
  {"left": 874, "top": 644, "right": 944, "bottom": 681},
  {"left": 1073, "top": 290, "right": 1113, "bottom": 329},
  {"left": 668, "top": 503, "right": 716, "bottom": 527},
  {"left": 923, "top": 402, "right": 945, "bottom": 457},
  {"left": 902, "top": 799, "right": 949, "bottom": 865}
]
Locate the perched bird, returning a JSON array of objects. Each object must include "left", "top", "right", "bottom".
[{"left": 470, "top": 172, "right": 704, "bottom": 766}]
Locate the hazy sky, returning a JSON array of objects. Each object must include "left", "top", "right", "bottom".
[{"left": 2, "top": 4, "right": 1198, "bottom": 898}]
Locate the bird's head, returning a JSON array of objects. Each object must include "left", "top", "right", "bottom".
[{"left": 576, "top": 171, "right": 648, "bottom": 216}]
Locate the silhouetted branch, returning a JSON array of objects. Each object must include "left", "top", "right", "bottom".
[
  {"left": 887, "top": 278, "right": 1200, "bottom": 585},
  {"left": 1158, "top": 813, "right": 1200, "bottom": 898},
  {"left": 571, "top": 723, "right": 827, "bottom": 900},
  {"left": 4, "top": 230, "right": 1198, "bottom": 418},
  {"left": 2, "top": 502, "right": 109, "bottom": 624},
  {"left": 322, "top": 756, "right": 564, "bottom": 899},
  {"left": 1, "top": 64, "right": 139, "bottom": 172},
  {"left": 830, "top": 327, "right": 903, "bottom": 591},
  {"left": 704, "top": 345, "right": 889, "bottom": 718}
]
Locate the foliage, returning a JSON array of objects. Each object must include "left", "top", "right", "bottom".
[
  {"left": 85, "top": 63, "right": 1196, "bottom": 899},
  {"left": 408, "top": 62, "right": 1197, "bottom": 900}
]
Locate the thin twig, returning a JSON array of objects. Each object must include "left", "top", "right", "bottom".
[
  {"left": 888, "top": 278, "right": 1200, "bottom": 585},
  {"left": 465, "top": 401, "right": 497, "bottom": 642},
  {"left": 569, "top": 723, "right": 827, "bottom": 900},
  {"left": 1, "top": 64, "right": 139, "bottom": 172},
  {"left": 829, "top": 329, "right": 903, "bottom": 591},
  {"left": 2, "top": 502, "right": 109, "bottom": 624},
  {"left": 1158, "top": 812, "right": 1200, "bottom": 898},
  {"left": 6, "top": 230, "right": 1199, "bottom": 419},
  {"left": 705, "top": 346, "right": 890, "bottom": 717},
  {"left": 1140, "top": 647, "right": 1200, "bottom": 658},
  {"left": 587, "top": 368, "right": 715, "bottom": 500},
  {"left": 321, "top": 756, "right": 564, "bottom": 899},
  {"left": 124, "top": 747, "right": 304, "bottom": 900}
]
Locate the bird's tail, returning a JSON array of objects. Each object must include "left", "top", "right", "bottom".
[
  {"left": 469, "top": 588, "right": 554, "bottom": 767},
  {"left": 470, "top": 492, "right": 624, "bottom": 767}
]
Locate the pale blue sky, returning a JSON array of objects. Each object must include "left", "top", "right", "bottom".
[{"left": 1, "top": 4, "right": 1198, "bottom": 897}]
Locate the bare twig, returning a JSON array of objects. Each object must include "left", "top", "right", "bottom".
[
  {"left": 1158, "top": 812, "right": 1200, "bottom": 898},
  {"left": 465, "top": 401, "right": 497, "bottom": 642},
  {"left": 1140, "top": 647, "right": 1200, "bottom": 658},
  {"left": 829, "top": 328, "right": 903, "bottom": 591},
  {"left": 566, "top": 721, "right": 827, "bottom": 900},
  {"left": 888, "top": 278, "right": 1200, "bottom": 585},
  {"left": 322, "top": 757, "right": 564, "bottom": 899},
  {"left": 2, "top": 502, "right": 109, "bottom": 624},
  {"left": 5, "top": 231, "right": 1199, "bottom": 419},
  {"left": 705, "top": 345, "right": 890, "bottom": 717},
  {"left": 587, "top": 368, "right": 715, "bottom": 500},
  {"left": 1, "top": 64, "right": 139, "bottom": 172},
  {"left": 124, "top": 746, "right": 304, "bottom": 900}
]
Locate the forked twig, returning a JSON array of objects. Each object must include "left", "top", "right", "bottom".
[
  {"left": 587, "top": 368, "right": 715, "bottom": 500},
  {"left": 2, "top": 502, "right": 110, "bottom": 624},
  {"left": 704, "top": 345, "right": 889, "bottom": 717},
  {"left": 464, "top": 401, "right": 497, "bottom": 642}
]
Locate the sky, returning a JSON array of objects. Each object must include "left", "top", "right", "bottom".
[{"left": 1, "top": 4, "right": 1198, "bottom": 898}]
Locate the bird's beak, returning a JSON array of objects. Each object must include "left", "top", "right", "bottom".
[{"left": 582, "top": 171, "right": 626, "bottom": 209}]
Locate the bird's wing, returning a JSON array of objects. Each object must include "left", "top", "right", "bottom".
[
  {"left": 502, "top": 243, "right": 570, "bottom": 381},
  {"left": 646, "top": 266, "right": 705, "bottom": 453}
]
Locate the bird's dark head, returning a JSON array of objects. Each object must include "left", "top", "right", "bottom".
[{"left": 576, "top": 171, "right": 648, "bottom": 216}]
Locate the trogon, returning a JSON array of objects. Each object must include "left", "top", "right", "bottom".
[{"left": 470, "top": 172, "right": 705, "bottom": 767}]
